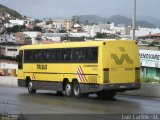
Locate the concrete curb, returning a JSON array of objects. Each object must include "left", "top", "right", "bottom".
[
  {"left": 0, "top": 76, "right": 18, "bottom": 87},
  {"left": 119, "top": 83, "right": 160, "bottom": 98}
]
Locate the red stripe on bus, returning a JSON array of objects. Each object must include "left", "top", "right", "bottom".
[
  {"left": 78, "top": 66, "right": 87, "bottom": 82},
  {"left": 77, "top": 71, "right": 84, "bottom": 82},
  {"left": 78, "top": 67, "right": 86, "bottom": 82}
]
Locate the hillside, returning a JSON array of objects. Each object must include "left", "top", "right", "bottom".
[
  {"left": 138, "top": 16, "right": 160, "bottom": 28},
  {"left": 108, "top": 15, "right": 156, "bottom": 28},
  {"left": 80, "top": 15, "right": 156, "bottom": 28},
  {"left": 0, "top": 4, "right": 22, "bottom": 19},
  {"left": 79, "top": 15, "right": 107, "bottom": 23}
]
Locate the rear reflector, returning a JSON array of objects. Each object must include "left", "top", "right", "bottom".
[
  {"left": 135, "top": 67, "right": 140, "bottom": 82},
  {"left": 103, "top": 68, "right": 109, "bottom": 83},
  {"left": 135, "top": 67, "right": 140, "bottom": 70},
  {"left": 135, "top": 78, "right": 140, "bottom": 82},
  {"left": 135, "top": 41, "right": 138, "bottom": 45},
  {"left": 103, "top": 68, "right": 109, "bottom": 71}
]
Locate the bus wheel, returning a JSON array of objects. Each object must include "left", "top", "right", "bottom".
[
  {"left": 64, "top": 82, "right": 73, "bottom": 97},
  {"left": 97, "top": 91, "right": 116, "bottom": 100},
  {"left": 73, "top": 81, "right": 81, "bottom": 97},
  {"left": 73, "top": 81, "right": 88, "bottom": 98},
  {"left": 28, "top": 81, "right": 36, "bottom": 94}
]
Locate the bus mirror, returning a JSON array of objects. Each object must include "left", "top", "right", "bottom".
[{"left": 16, "top": 55, "right": 19, "bottom": 62}]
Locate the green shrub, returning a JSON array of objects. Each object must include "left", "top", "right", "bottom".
[
  {"left": 141, "top": 77, "right": 160, "bottom": 83},
  {"left": 141, "top": 77, "right": 152, "bottom": 83}
]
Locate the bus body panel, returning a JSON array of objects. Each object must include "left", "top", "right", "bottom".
[
  {"left": 103, "top": 40, "right": 140, "bottom": 84},
  {"left": 17, "top": 40, "right": 141, "bottom": 93},
  {"left": 22, "top": 63, "right": 99, "bottom": 83}
]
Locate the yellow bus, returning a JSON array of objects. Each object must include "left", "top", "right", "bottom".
[{"left": 17, "top": 40, "right": 141, "bottom": 99}]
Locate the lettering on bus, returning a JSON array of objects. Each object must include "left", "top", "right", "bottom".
[
  {"left": 111, "top": 47, "right": 133, "bottom": 65},
  {"left": 83, "top": 65, "right": 98, "bottom": 71},
  {"left": 37, "top": 64, "right": 47, "bottom": 70},
  {"left": 83, "top": 65, "right": 98, "bottom": 67},
  {"left": 111, "top": 67, "right": 134, "bottom": 71}
]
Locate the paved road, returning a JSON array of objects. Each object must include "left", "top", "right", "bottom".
[{"left": 0, "top": 86, "right": 160, "bottom": 120}]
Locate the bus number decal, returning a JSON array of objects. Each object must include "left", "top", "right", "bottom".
[
  {"left": 37, "top": 64, "right": 47, "bottom": 70},
  {"left": 77, "top": 66, "right": 88, "bottom": 82}
]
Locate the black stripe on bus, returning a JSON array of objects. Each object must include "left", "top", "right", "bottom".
[{"left": 24, "top": 72, "right": 98, "bottom": 76}]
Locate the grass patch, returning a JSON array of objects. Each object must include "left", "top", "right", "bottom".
[{"left": 141, "top": 77, "right": 160, "bottom": 84}]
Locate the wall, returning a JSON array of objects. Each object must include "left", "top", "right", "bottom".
[{"left": 140, "top": 49, "right": 160, "bottom": 80}]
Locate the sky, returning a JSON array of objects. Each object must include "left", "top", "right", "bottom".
[{"left": 0, "top": 0, "right": 160, "bottom": 19}]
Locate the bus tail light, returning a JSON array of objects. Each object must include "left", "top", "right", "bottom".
[
  {"left": 103, "top": 68, "right": 109, "bottom": 83},
  {"left": 135, "top": 67, "right": 140, "bottom": 82}
]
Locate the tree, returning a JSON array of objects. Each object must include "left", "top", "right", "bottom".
[
  {"left": 58, "top": 27, "right": 67, "bottom": 33},
  {"left": 34, "top": 19, "right": 42, "bottom": 24},
  {"left": 19, "top": 24, "right": 26, "bottom": 29},
  {"left": 33, "top": 26, "right": 42, "bottom": 32},
  {"left": 5, "top": 25, "right": 20, "bottom": 33},
  {"left": 71, "top": 15, "right": 80, "bottom": 24},
  {"left": 95, "top": 32, "right": 106, "bottom": 38}
]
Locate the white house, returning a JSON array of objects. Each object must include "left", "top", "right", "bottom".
[
  {"left": 42, "top": 33, "right": 67, "bottom": 42},
  {"left": 5, "top": 19, "right": 25, "bottom": 28},
  {"left": 23, "top": 31, "right": 42, "bottom": 44},
  {"left": 130, "top": 27, "right": 160, "bottom": 37}
]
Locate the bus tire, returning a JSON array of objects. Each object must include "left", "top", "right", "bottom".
[
  {"left": 64, "top": 82, "right": 73, "bottom": 97},
  {"left": 73, "top": 81, "right": 89, "bottom": 98},
  {"left": 73, "top": 81, "right": 81, "bottom": 98},
  {"left": 97, "top": 91, "right": 116, "bottom": 100},
  {"left": 28, "top": 81, "right": 36, "bottom": 94}
]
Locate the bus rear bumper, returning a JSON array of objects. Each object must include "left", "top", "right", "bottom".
[
  {"left": 99, "top": 82, "right": 141, "bottom": 91},
  {"left": 80, "top": 83, "right": 141, "bottom": 93}
]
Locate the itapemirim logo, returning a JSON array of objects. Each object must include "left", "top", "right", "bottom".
[{"left": 111, "top": 47, "right": 133, "bottom": 65}]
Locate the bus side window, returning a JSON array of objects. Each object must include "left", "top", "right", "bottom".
[
  {"left": 37, "top": 50, "right": 42, "bottom": 62},
  {"left": 79, "top": 51, "right": 85, "bottom": 61},
  {"left": 24, "top": 50, "right": 34, "bottom": 63},
  {"left": 85, "top": 47, "right": 98, "bottom": 62},
  {"left": 50, "top": 49, "right": 57, "bottom": 62},
  {"left": 42, "top": 50, "right": 49, "bottom": 62},
  {"left": 18, "top": 50, "right": 23, "bottom": 69},
  {"left": 61, "top": 49, "right": 71, "bottom": 62},
  {"left": 73, "top": 48, "right": 85, "bottom": 62},
  {"left": 46, "top": 50, "right": 50, "bottom": 61},
  {"left": 72, "top": 49, "right": 79, "bottom": 62},
  {"left": 92, "top": 48, "right": 98, "bottom": 62}
]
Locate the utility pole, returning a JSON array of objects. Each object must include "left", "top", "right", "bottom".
[{"left": 132, "top": 0, "right": 136, "bottom": 40}]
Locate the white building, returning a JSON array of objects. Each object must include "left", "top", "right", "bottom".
[
  {"left": 0, "top": 62, "right": 17, "bottom": 69},
  {"left": 83, "top": 25, "right": 101, "bottom": 37},
  {"left": 130, "top": 27, "right": 160, "bottom": 37},
  {"left": 5, "top": 45, "right": 19, "bottom": 57},
  {"left": 69, "top": 32, "right": 90, "bottom": 38},
  {"left": 42, "top": 33, "right": 67, "bottom": 42},
  {"left": 83, "top": 23, "right": 126, "bottom": 38},
  {"left": 5, "top": 19, "right": 25, "bottom": 28},
  {"left": 140, "top": 49, "right": 160, "bottom": 80},
  {"left": 0, "top": 34, "right": 16, "bottom": 43},
  {"left": 23, "top": 31, "right": 42, "bottom": 44}
]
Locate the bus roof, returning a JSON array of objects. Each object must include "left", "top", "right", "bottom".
[{"left": 19, "top": 40, "right": 134, "bottom": 50}]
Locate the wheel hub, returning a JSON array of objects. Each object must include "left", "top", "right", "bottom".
[
  {"left": 66, "top": 84, "right": 71, "bottom": 95},
  {"left": 28, "top": 82, "right": 32, "bottom": 91},
  {"left": 74, "top": 84, "right": 80, "bottom": 96}
]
